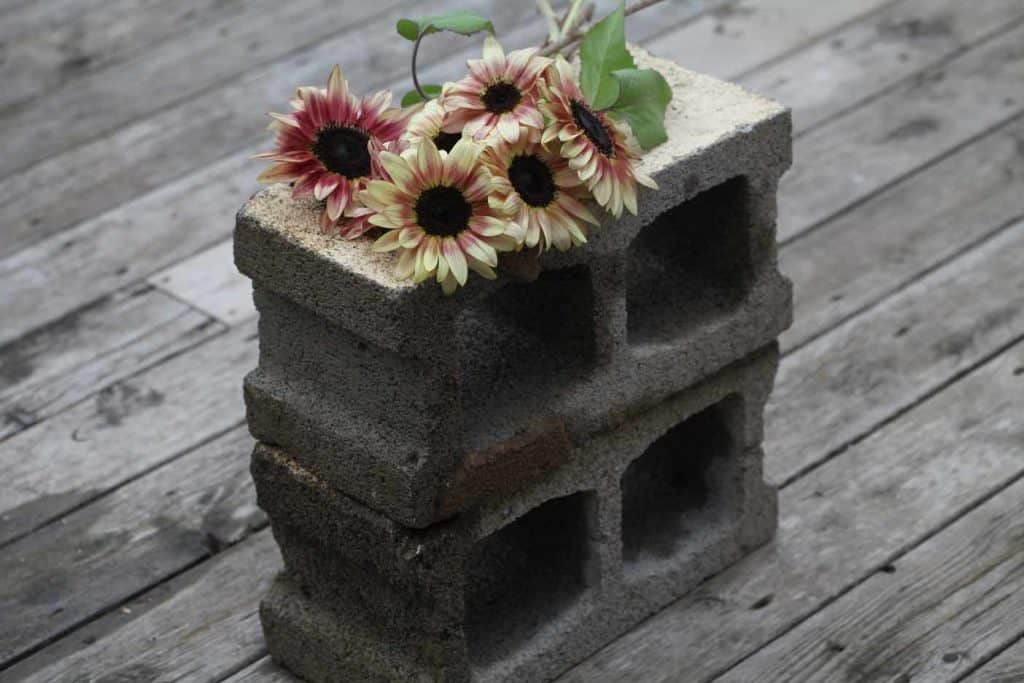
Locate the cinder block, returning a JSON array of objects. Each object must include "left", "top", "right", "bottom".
[
  {"left": 252, "top": 345, "right": 779, "bottom": 683},
  {"left": 236, "top": 50, "right": 792, "bottom": 526}
]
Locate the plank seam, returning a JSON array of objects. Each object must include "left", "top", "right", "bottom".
[
  {"left": 782, "top": 206, "right": 1024, "bottom": 358},
  {"left": 707, "top": 463, "right": 1024, "bottom": 683},
  {"left": 779, "top": 330, "right": 1024, "bottom": 491},
  {"left": 789, "top": 14, "right": 1024, "bottom": 141},
  {"left": 955, "top": 631, "right": 1024, "bottom": 682}
]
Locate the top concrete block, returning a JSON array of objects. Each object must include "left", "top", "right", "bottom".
[{"left": 235, "top": 46, "right": 791, "bottom": 362}]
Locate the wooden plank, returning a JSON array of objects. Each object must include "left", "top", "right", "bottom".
[
  {"left": 0, "top": 427, "right": 261, "bottom": 667},
  {"left": 777, "top": 20, "right": 1024, "bottom": 242},
  {"left": 0, "top": 284, "right": 223, "bottom": 440},
  {"left": 781, "top": 114, "right": 1024, "bottom": 351},
  {"left": 645, "top": 0, "right": 893, "bottom": 81},
  {"left": 739, "top": 0, "right": 1024, "bottom": 133},
  {"left": 225, "top": 659, "right": 293, "bottom": 683},
  {"left": 0, "top": 319, "right": 256, "bottom": 547},
  {"left": 0, "top": 0, "right": 575, "bottom": 258},
  {"left": 4, "top": 531, "right": 280, "bottom": 683},
  {"left": 560, "top": 338, "right": 1024, "bottom": 682},
  {"left": 965, "top": 639, "right": 1024, "bottom": 683},
  {"left": 0, "top": 0, "right": 266, "bottom": 113},
  {"left": 715, "top": 475, "right": 1024, "bottom": 683},
  {"left": 766, "top": 220, "right": 1024, "bottom": 487},
  {"left": 149, "top": 242, "right": 255, "bottom": 326},
  {"left": 0, "top": 152, "right": 253, "bottom": 349},
  {"left": 0, "top": 0, "right": 412, "bottom": 181}
]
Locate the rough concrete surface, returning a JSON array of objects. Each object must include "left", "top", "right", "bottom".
[{"left": 252, "top": 345, "right": 780, "bottom": 682}]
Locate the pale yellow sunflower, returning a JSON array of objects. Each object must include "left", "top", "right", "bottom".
[
  {"left": 442, "top": 36, "right": 551, "bottom": 144},
  {"left": 401, "top": 98, "right": 464, "bottom": 152},
  {"left": 359, "top": 138, "right": 524, "bottom": 295},
  {"left": 538, "top": 57, "right": 657, "bottom": 218},
  {"left": 481, "top": 131, "right": 599, "bottom": 252}
]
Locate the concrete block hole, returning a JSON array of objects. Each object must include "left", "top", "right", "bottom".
[
  {"left": 463, "top": 491, "right": 598, "bottom": 668},
  {"left": 626, "top": 177, "right": 754, "bottom": 345},
  {"left": 457, "top": 265, "right": 597, "bottom": 442},
  {"left": 620, "top": 395, "right": 743, "bottom": 573}
]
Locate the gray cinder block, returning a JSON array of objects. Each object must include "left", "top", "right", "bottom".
[
  {"left": 236, "top": 49, "right": 793, "bottom": 527},
  {"left": 252, "top": 345, "right": 779, "bottom": 683}
]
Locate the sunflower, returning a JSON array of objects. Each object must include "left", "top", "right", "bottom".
[
  {"left": 255, "top": 66, "right": 406, "bottom": 238},
  {"left": 481, "top": 131, "right": 599, "bottom": 252},
  {"left": 538, "top": 57, "right": 657, "bottom": 218},
  {"left": 442, "top": 36, "right": 551, "bottom": 145},
  {"left": 359, "top": 138, "right": 525, "bottom": 295},
  {"left": 401, "top": 98, "right": 464, "bottom": 153}
]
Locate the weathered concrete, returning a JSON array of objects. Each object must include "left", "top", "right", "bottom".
[
  {"left": 253, "top": 345, "right": 779, "bottom": 682},
  {"left": 237, "top": 51, "right": 791, "bottom": 527}
]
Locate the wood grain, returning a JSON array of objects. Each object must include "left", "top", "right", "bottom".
[
  {"left": 778, "top": 20, "right": 1024, "bottom": 241},
  {"left": 0, "top": 319, "right": 256, "bottom": 546},
  {"left": 0, "top": 284, "right": 223, "bottom": 440},
  {"left": 716, "top": 475, "right": 1024, "bottom": 682},
  {"left": 0, "top": 427, "right": 261, "bottom": 667},
  {"left": 559, "top": 340, "right": 1024, "bottom": 682},
  {"left": 965, "top": 638, "right": 1024, "bottom": 683},
  {"left": 780, "top": 114, "right": 1024, "bottom": 352},
  {"left": 6, "top": 531, "right": 280, "bottom": 683},
  {"left": 767, "top": 220, "right": 1024, "bottom": 487},
  {"left": 740, "top": 0, "right": 1024, "bottom": 133}
]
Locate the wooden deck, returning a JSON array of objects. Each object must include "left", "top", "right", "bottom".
[{"left": 1, "top": 0, "right": 1023, "bottom": 681}]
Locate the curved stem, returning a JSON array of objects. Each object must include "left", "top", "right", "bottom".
[{"left": 411, "top": 31, "right": 429, "bottom": 100}]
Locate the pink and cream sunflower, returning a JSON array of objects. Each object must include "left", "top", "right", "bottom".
[
  {"left": 442, "top": 36, "right": 551, "bottom": 145},
  {"left": 256, "top": 65, "right": 406, "bottom": 238},
  {"left": 538, "top": 57, "right": 657, "bottom": 218},
  {"left": 359, "top": 138, "right": 524, "bottom": 295},
  {"left": 481, "top": 132, "right": 599, "bottom": 252},
  {"left": 401, "top": 98, "right": 464, "bottom": 153}
]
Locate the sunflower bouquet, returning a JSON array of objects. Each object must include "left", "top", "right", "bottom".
[{"left": 256, "top": 1, "right": 671, "bottom": 295}]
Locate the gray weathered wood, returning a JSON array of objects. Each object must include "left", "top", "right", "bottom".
[
  {"left": 0, "top": 284, "right": 223, "bottom": 440},
  {"left": 0, "top": 0, "right": 411, "bottom": 181},
  {"left": 224, "top": 659, "right": 295, "bottom": 683},
  {"left": 716, "top": 474, "right": 1024, "bottom": 682},
  {"left": 781, "top": 114, "right": 1024, "bottom": 351},
  {"left": 778, "top": 20, "right": 1024, "bottom": 241},
  {"left": 0, "top": 427, "right": 261, "bottom": 667},
  {"left": 741, "top": 0, "right": 1024, "bottom": 133},
  {"left": 0, "top": 0, "right": 264, "bottom": 113},
  {"left": 965, "top": 639, "right": 1024, "bottom": 683},
  {"left": 767, "top": 220, "right": 1024, "bottom": 487},
  {"left": 6, "top": 531, "right": 280, "bottom": 683},
  {"left": 0, "top": 319, "right": 256, "bottom": 546},
  {"left": 559, "top": 339, "right": 1024, "bottom": 682},
  {"left": 646, "top": 0, "right": 892, "bottom": 81},
  {"left": 149, "top": 241, "right": 255, "bottom": 326},
  {"left": 0, "top": 0, "right": 579, "bottom": 258}
]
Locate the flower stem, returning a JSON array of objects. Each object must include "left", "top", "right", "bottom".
[
  {"left": 539, "top": 0, "right": 667, "bottom": 56},
  {"left": 560, "top": 0, "right": 584, "bottom": 36},
  {"left": 537, "top": 0, "right": 561, "bottom": 43},
  {"left": 411, "top": 31, "right": 429, "bottom": 100}
]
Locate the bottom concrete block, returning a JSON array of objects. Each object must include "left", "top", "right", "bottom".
[{"left": 253, "top": 345, "right": 780, "bottom": 682}]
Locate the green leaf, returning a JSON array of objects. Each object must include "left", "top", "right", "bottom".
[
  {"left": 401, "top": 85, "right": 443, "bottom": 107},
  {"left": 609, "top": 68, "right": 672, "bottom": 150},
  {"left": 396, "top": 10, "right": 495, "bottom": 41},
  {"left": 579, "top": 3, "right": 635, "bottom": 110}
]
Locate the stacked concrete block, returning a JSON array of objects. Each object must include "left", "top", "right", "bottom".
[{"left": 235, "top": 48, "right": 792, "bottom": 682}]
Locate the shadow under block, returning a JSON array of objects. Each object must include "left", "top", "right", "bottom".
[
  {"left": 253, "top": 344, "right": 780, "bottom": 683},
  {"left": 236, "top": 50, "right": 793, "bottom": 528}
]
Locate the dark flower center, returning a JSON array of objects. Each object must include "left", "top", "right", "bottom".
[
  {"left": 508, "top": 154, "right": 557, "bottom": 208},
  {"left": 481, "top": 81, "right": 522, "bottom": 114},
  {"left": 570, "top": 100, "right": 614, "bottom": 156},
  {"left": 415, "top": 185, "right": 472, "bottom": 236},
  {"left": 433, "top": 131, "right": 462, "bottom": 153},
  {"left": 312, "top": 126, "right": 372, "bottom": 179}
]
